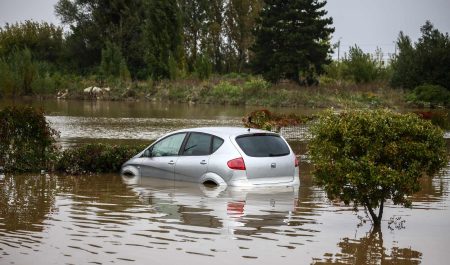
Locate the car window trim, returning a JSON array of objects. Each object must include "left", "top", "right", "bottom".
[{"left": 178, "top": 132, "right": 192, "bottom": 156}]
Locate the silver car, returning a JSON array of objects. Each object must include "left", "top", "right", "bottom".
[{"left": 121, "top": 127, "right": 299, "bottom": 187}]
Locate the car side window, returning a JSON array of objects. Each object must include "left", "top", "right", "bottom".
[
  {"left": 182, "top": 133, "right": 212, "bottom": 156},
  {"left": 212, "top": 136, "right": 224, "bottom": 153},
  {"left": 150, "top": 133, "right": 186, "bottom": 157}
]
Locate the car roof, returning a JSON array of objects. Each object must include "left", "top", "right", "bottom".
[{"left": 173, "top": 127, "right": 276, "bottom": 138}]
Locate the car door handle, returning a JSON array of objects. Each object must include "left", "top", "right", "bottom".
[
  {"left": 200, "top": 160, "right": 207, "bottom": 165},
  {"left": 168, "top": 160, "right": 175, "bottom": 165}
]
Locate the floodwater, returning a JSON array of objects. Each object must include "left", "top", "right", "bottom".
[
  {"left": 1, "top": 99, "right": 450, "bottom": 264},
  {"left": 0, "top": 99, "right": 316, "bottom": 147},
  {"left": 1, "top": 163, "right": 449, "bottom": 264}
]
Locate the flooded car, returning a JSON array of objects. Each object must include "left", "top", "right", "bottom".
[{"left": 121, "top": 127, "right": 299, "bottom": 187}]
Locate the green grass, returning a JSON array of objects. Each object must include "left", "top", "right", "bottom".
[{"left": 1, "top": 73, "right": 407, "bottom": 109}]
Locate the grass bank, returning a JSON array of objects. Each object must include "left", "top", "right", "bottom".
[{"left": 10, "top": 74, "right": 407, "bottom": 109}]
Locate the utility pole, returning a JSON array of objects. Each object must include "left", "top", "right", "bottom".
[
  {"left": 393, "top": 41, "right": 397, "bottom": 56},
  {"left": 333, "top": 37, "right": 342, "bottom": 62},
  {"left": 337, "top": 37, "right": 342, "bottom": 62}
]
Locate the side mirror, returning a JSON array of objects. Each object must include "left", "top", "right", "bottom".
[{"left": 142, "top": 149, "right": 152, "bottom": 158}]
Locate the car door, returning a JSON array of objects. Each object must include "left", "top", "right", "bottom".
[
  {"left": 175, "top": 132, "right": 213, "bottom": 182},
  {"left": 139, "top": 132, "right": 187, "bottom": 180}
]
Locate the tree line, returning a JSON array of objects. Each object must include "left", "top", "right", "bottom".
[
  {"left": 53, "top": 0, "right": 268, "bottom": 79},
  {"left": 0, "top": 0, "right": 333, "bottom": 83},
  {"left": 0, "top": 0, "right": 448, "bottom": 99}
]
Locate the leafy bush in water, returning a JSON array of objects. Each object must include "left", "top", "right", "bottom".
[
  {"left": 0, "top": 106, "right": 59, "bottom": 172},
  {"left": 57, "top": 143, "right": 147, "bottom": 174},
  {"left": 242, "top": 109, "right": 313, "bottom": 132},
  {"left": 407, "top": 84, "right": 450, "bottom": 106},
  {"left": 309, "top": 109, "right": 447, "bottom": 226}
]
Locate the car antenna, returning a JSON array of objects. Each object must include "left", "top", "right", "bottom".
[{"left": 247, "top": 128, "right": 250, "bottom": 132}]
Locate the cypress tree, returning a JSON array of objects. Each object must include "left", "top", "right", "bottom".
[{"left": 251, "top": 0, "right": 334, "bottom": 84}]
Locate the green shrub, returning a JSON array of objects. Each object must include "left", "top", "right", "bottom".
[
  {"left": 0, "top": 48, "right": 63, "bottom": 96},
  {"left": 0, "top": 106, "right": 59, "bottom": 172},
  {"left": 322, "top": 61, "right": 348, "bottom": 85},
  {"left": 194, "top": 55, "right": 212, "bottom": 80},
  {"left": 210, "top": 81, "right": 242, "bottom": 104},
  {"left": 343, "top": 46, "right": 381, "bottom": 84},
  {"left": 31, "top": 73, "right": 57, "bottom": 95},
  {"left": 407, "top": 84, "right": 450, "bottom": 106},
  {"left": 56, "top": 143, "right": 146, "bottom": 174},
  {"left": 309, "top": 109, "right": 447, "bottom": 226},
  {"left": 243, "top": 77, "right": 270, "bottom": 97},
  {"left": 6, "top": 48, "right": 37, "bottom": 95},
  {"left": 0, "top": 59, "right": 15, "bottom": 96}
]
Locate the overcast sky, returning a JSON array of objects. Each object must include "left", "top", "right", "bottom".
[{"left": 0, "top": 0, "right": 449, "bottom": 58}]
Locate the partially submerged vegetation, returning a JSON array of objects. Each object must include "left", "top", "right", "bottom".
[
  {"left": 308, "top": 109, "right": 448, "bottom": 226},
  {"left": 0, "top": 107, "right": 146, "bottom": 174},
  {"left": 1, "top": 106, "right": 450, "bottom": 228},
  {"left": 0, "top": 106, "right": 59, "bottom": 172},
  {"left": 56, "top": 143, "right": 147, "bottom": 175}
]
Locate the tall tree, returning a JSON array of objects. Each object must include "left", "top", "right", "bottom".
[
  {"left": 203, "top": 0, "right": 225, "bottom": 73},
  {"left": 55, "top": 0, "right": 146, "bottom": 76},
  {"left": 0, "top": 21, "right": 64, "bottom": 63},
  {"left": 142, "top": 0, "right": 183, "bottom": 79},
  {"left": 391, "top": 21, "right": 450, "bottom": 90},
  {"left": 179, "top": 0, "right": 209, "bottom": 72},
  {"left": 251, "top": 0, "right": 334, "bottom": 84},
  {"left": 224, "top": 0, "right": 263, "bottom": 72}
]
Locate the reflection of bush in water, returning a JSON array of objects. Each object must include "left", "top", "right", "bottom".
[
  {"left": 0, "top": 175, "right": 57, "bottom": 231},
  {"left": 312, "top": 230, "right": 422, "bottom": 265}
]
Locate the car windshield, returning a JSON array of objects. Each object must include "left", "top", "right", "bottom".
[{"left": 235, "top": 134, "right": 290, "bottom": 157}]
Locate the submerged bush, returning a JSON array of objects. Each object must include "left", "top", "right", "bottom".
[
  {"left": 0, "top": 106, "right": 59, "bottom": 172},
  {"left": 309, "top": 109, "right": 447, "bottom": 226},
  {"left": 56, "top": 143, "right": 147, "bottom": 174}
]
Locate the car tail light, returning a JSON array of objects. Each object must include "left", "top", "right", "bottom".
[
  {"left": 227, "top": 157, "right": 246, "bottom": 170},
  {"left": 295, "top": 157, "right": 299, "bottom": 167}
]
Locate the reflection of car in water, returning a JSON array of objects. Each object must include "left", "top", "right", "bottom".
[
  {"left": 122, "top": 175, "right": 299, "bottom": 236},
  {"left": 121, "top": 127, "right": 300, "bottom": 187}
]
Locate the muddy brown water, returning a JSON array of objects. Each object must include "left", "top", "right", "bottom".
[
  {"left": 0, "top": 99, "right": 317, "bottom": 148},
  {"left": 1, "top": 99, "right": 450, "bottom": 264},
  {"left": 1, "top": 164, "right": 449, "bottom": 264}
]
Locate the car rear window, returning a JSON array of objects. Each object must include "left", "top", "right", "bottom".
[{"left": 235, "top": 134, "right": 290, "bottom": 157}]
